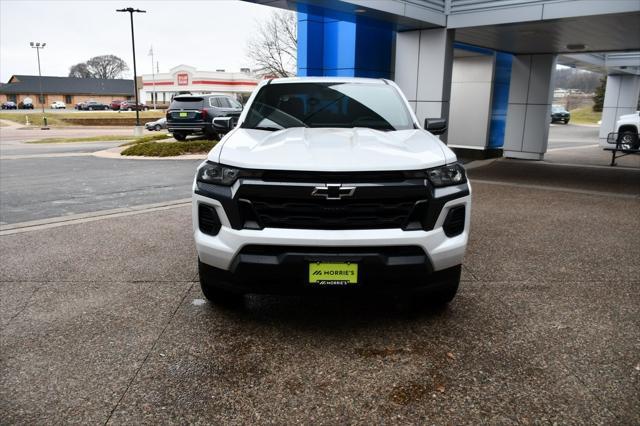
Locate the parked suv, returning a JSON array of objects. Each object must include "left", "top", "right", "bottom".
[
  {"left": 20, "top": 99, "right": 34, "bottom": 109},
  {"left": 110, "top": 100, "right": 124, "bottom": 111},
  {"left": 550, "top": 105, "right": 570, "bottom": 124},
  {"left": 192, "top": 77, "right": 471, "bottom": 307},
  {"left": 167, "top": 94, "right": 242, "bottom": 140}
]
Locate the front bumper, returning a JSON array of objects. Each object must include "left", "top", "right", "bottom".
[{"left": 193, "top": 186, "right": 471, "bottom": 275}]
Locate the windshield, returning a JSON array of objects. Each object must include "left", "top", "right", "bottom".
[
  {"left": 242, "top": 82, "right": 414, "bottom": 131},
  {"left": 552, "top": 106, "right": 565, "bottom": 112}
]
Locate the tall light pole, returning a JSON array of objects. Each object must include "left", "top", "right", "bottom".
[
  {"left": 148, "top": 45, "right": 156, "bottom": 110},
  {"left": 116, "top": 7, "right": 146, "bottom": 135},
  {"left": 30, "top": 42, "right": 49, "bottom": 130}
]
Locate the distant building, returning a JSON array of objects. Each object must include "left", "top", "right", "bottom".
[
  {"left": 0, "top": 75, "right": 134, "bottom": 107},
  {"left": 141, "top": 65, "right": 259, "bottom": 106}
]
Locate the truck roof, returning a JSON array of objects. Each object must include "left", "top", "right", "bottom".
[{"left": 268, "top": 76, "right": 388, "bottom": 85}]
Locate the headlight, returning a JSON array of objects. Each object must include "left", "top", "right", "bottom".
[
  {"left": 197, "top": 162, "right": 240, "bottom": 186},
  {"left": 426, "top": 163, "right": 466, "bottom": 187}
]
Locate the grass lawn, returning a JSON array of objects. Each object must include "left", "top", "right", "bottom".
[
  {"left": 121, "top": 140, "right": 216, "bottom": 157},
  {"left": 569, "top": 107, "right": 602, "bottom": 125},
  {"left": 27, "top": 133, "right": 171, "bottom": 144},
  {"left": 0, "top": 113, "right": 66, "bottom": 126}
]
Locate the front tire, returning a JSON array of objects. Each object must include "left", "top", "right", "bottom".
[
  {"left": 619, "top": 130, "right": 639, "bottom": 149},
  {"left": 198, "top": 259, "right": 244, "bottom": 307},
  {"left": 413, "top": 265, "right": 461, "bottom": 308},
  {"left": 154, "top": 124, "right": 161, "bottom": 131}
]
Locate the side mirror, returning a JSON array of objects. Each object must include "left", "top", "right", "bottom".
[
  {"left": 212, "top": 116, "right": 234, "bottom": 132},
  {"left": 425, "top": 118, "right": 447, "bottom": 135}
]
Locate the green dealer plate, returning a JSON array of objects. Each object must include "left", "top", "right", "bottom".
[
  {"left": 179, "top": 112, "right": 188, "bottom": 117},
  {"left": 309, "top": 262, "right": 358, "bottom": 286}
]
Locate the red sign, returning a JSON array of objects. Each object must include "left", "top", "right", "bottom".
[{"left": 177, "top": 73, "right": 189, "bottom": 86}]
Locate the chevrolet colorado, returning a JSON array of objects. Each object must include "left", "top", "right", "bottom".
[{"left": 192, "top": 77, "right": 471, "bottom": 307}]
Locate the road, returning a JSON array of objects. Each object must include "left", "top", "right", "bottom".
[
  {"left": 547, "top": 122, "right": 599, "bottom": 149},
  {"left": 0, "top": 125, "right": 201, "bottom": 225}
]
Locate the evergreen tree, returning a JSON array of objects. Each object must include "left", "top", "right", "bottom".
[{"left": 592, "top": 77, "right": 606, "bottom": 112}]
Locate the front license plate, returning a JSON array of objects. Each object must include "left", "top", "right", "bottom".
[
  {"left": 309, "top": 262, "right": 358, "bottom": 286},
  {"left": 179, "top": 112, "right": 188, "bottom": 117}
]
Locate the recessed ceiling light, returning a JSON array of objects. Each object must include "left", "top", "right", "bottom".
[
  {"left": 354, "top": 8, "right": 366, "bottom": 13},
  {"left": 566, "top": 43, "right": 586, "bottom": 50}
]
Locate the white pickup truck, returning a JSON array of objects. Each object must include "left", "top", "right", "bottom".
[
  {"left": 192, "top": 77, "right": 471, "bottom": 308},
  {"left": 614, "top": 111, "right": 640, "bottom": 149}
]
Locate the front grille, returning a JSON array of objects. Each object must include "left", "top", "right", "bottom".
[{"left": 245, "top": 197, "right": 423, "bottom": 230}]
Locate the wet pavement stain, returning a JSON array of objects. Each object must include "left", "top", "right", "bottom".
[{"left": 388, "top": 381, "right": 429, "bottom": 405}]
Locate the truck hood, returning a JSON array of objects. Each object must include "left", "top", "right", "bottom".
[
  {"left": 617, "top": 111, "right": 639, "bottom": 121},
  {"left": 213, "top": 127, "right": 454, "bottom": 171}
]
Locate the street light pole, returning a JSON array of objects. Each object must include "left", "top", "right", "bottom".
[
  {"left": 116, "top": 7, "right": 146, "bottom": 135},
  {"left": 30, "top": 42, "right": 48, "bottom": 130},
  {"left": 149, "top": 45, "right": 157, "bottom": 110}
]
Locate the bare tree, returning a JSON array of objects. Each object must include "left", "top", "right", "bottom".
[
  {"left": 246, "top": 11, "right": 297, "bottom": 78},
  {"left": 67, "top": 55, "right": 129, "bottom": 79},
  {"left": 68, "top": 63, "right": 93, "bottom": 78},
  {"left": 86, "top": 55, "right": 129, "bottom": 79}
]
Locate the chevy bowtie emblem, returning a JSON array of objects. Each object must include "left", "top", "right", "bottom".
[{"left": 312, "top": 184, "right": 356, "bottom": 200}]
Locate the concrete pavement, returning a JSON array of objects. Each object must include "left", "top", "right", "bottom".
[{"left": 1, "top": 158, "right": 639, "bottom": 424}]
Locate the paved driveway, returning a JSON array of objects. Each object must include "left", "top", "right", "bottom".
[
  {"left": 0, "top": 126, "right": 199, "bottom": 225},
  {"left": 1, "top": 156, "right": 638, "bottom": 424}
]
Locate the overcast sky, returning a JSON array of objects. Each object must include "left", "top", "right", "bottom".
[{"left": 0, "top": 0, "right": 281, "bottom": 82}]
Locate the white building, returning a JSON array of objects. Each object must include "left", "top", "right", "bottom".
[{"left": 140, "top": 65, "right": 260, "bottom": 106}]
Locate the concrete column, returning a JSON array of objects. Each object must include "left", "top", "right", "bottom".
[
  {"left": 395, "top": 28, "right": 454, "bottom": 142},
  {"left": 503, "top": 54, "right": 556, "bottom": 160},
  {"left": 598, "top": 74, "right": 640, "bottom": 146}
]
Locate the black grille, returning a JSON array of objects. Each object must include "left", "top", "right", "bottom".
[
  {"left": 245, "top": 197, "right": 422, "bottom": 230},
  {"left": 199, "top": 204, "right": 221, "bottom": 236}
]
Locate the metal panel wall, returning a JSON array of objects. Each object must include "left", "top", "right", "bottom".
[{"left": 448, "top": 54, "right": 495, "bottom": 148}]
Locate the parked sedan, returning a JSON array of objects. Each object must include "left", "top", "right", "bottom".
[
  {"left": 120, "top": 101, "right": 149, "bottom": 111},
  {"left": 2, "top": 101, "right": 17, "bottom": 110},
  {"left": 145, "top": 117, "right": 167, "bottom": 131},
  {"left": 51, "top": 101, "right": 66, "bottom": 109},
  {"left": 551, "top": 105, "right": 570, "bottom": 124},
  {"left": 82, "top": 101, "right": 110, "bottom": 111}
]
